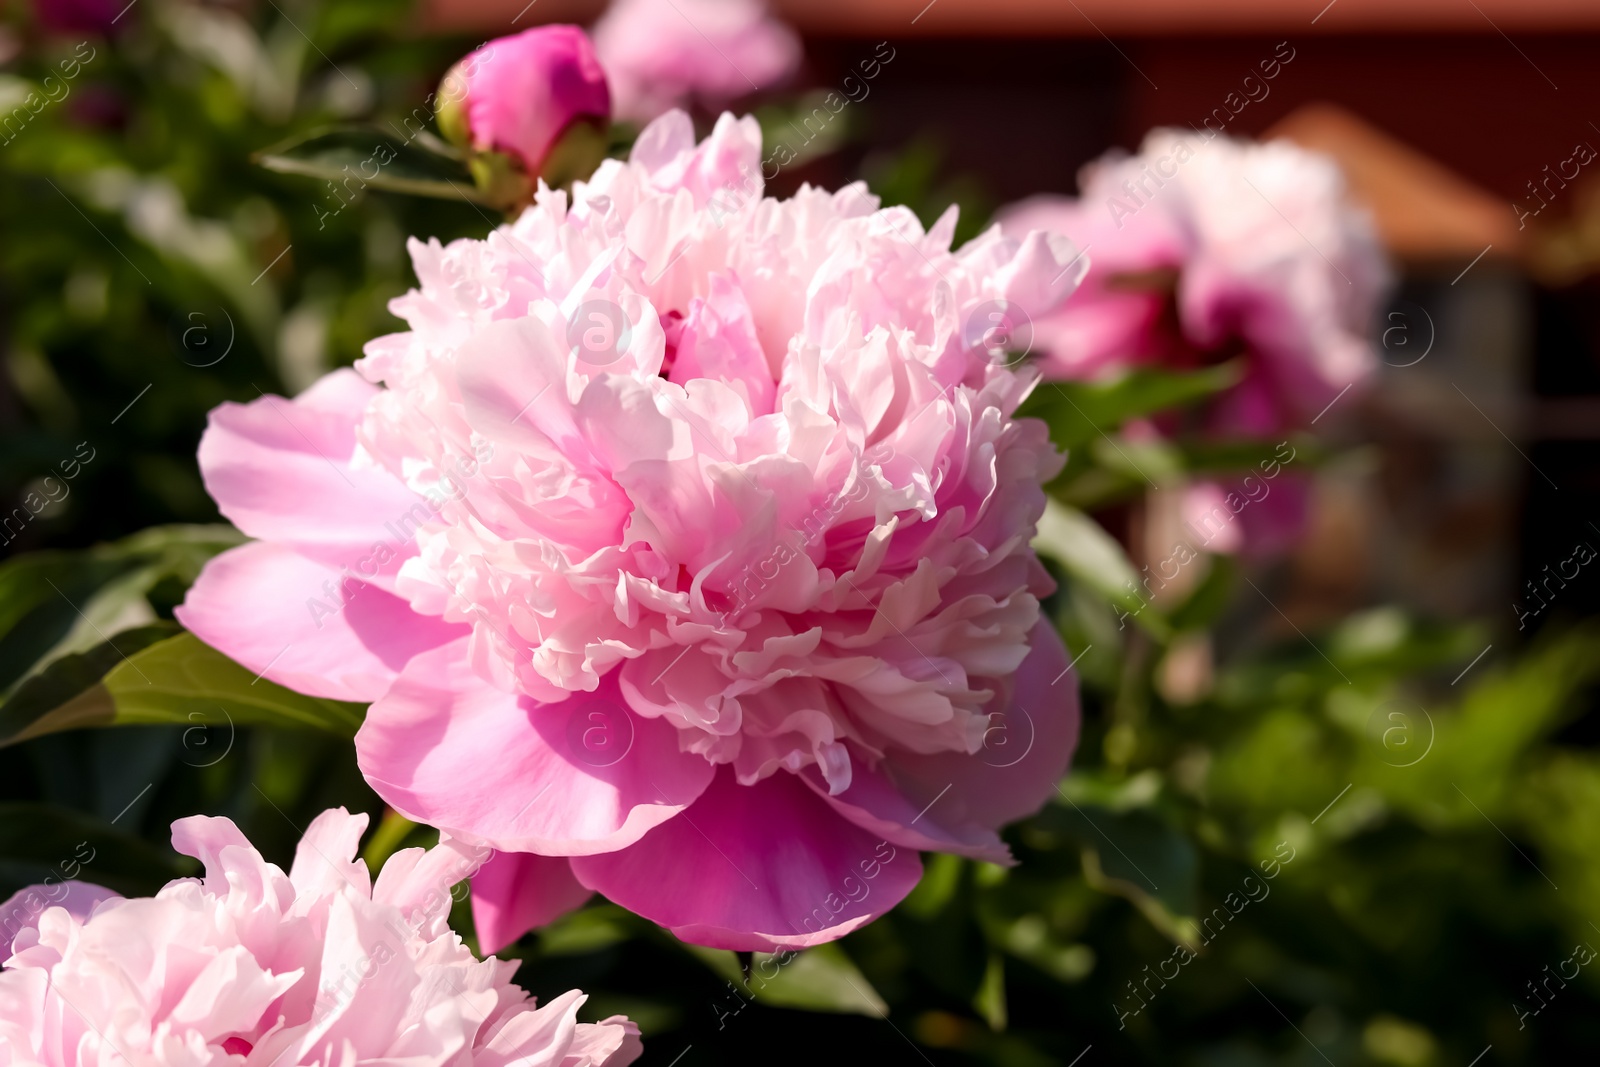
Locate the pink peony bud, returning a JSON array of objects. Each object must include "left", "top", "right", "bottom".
[{"left": 437, "top": 25, "right": 610, "bottom": 182}]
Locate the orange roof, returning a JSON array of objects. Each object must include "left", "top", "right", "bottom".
[{"left": 1265, "top": 104, "right": 1527, "bottom": 265}]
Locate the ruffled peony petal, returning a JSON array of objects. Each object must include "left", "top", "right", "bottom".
[
  {"left": 372, "top": 833, "right": 495, "bottom": 937},
  {"left": 289, "top": 808, "right": 373, "bottom": 902},
  {"left": 176, "top": 540, "right": 468, "bottom": 703},
  {"left": 558, "top": 1013, "right": 644, "bottom": 1067},
  {"left": 357, "top": 639, "right": 716, "bottom": 856},
  {"left": 879, "top": 620, "right": 1080, "bottom": 833},
  {"left": 469, "top": 851, "right": 593, "bottom": 954},
  {"left": 571, "top": 768, "right": 924, "bottom": 951},
  {"left": 473, "top": 988, "right": 641, "bottom": 1067}
]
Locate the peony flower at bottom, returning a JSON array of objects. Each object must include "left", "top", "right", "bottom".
[{"left": 0, "top": 809, "right": 640, "bottom": 1067}]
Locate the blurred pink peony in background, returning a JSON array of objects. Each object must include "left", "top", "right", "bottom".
[
  {"left": 999, "top": 129, "right": 1388, "bottom": 434},
  {"left": 592, "top": 0, "right": 800, "bottom": 122},
  {"left": 999, "top": 129, "right": 1390, "bottom": 554},
  {"left": 439, "top": 25, "right": 611, "bottom": 178},
  {"left": 178, "top": 109, "right": 1086, "bottom": 953},
  {"left": 0, "top": 809, "right": 641, "bottom": 1067}
]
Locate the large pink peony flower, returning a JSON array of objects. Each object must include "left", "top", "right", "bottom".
[
  {"left": 0, "top": 809, "right": 641, "bottom": 1066},
  {"left": 592, "top": 0, "right": 800, "bottom": 123},
  {"left": 178, "top": 110, "right": 1086, "bottom": 953},
  {"left": 998, "top": 128, "right": 1389, "bottom": 437}
]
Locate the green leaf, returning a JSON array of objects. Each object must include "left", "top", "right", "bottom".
[
  {"left": 678, "top": 940, "right": 889, "bottom": 1017},
  {"left": 255, "top": 126, "right": 485, "bottom": 202},
  {"left": 0, "top": 803, "right": 188, "bottom": 897},
  {"left": 1020, "top": 363, "right": 1241, "bottom": 453},
  {"left": 1167, "top": 554, "right": 1236, "bottom": 632},
  {"left": 361, "top": 809, "right": 424, "bottom": 872},
  {"left": 0, "top": 631, "right": 364, "bottom": 747},
  {"left": 0, "top": 622, "right": 181, "bottom": 743},
  {"left": 973, "top": 952, "right": 1008, "bottom": 1030},
  {"left": 901, "top": 850, "right": 965, "bottom": 919},
  {"left": 536, "top": 905, "right": 640, "bottom": 958},
  {"left": 0, "top": 525, "right": 246, "bottom": 694},
  {"left": 1177, "top": 435, "right": 1321, "bottom": 476},
  {"left": 680, "top": 942, "right": 744, "bottom": 983},
  {"left": 1033, "top": 499, "right": 1168, "bottom": 639},
  {"left": 747, "top": 943, "right": 889, "bottom": 1016},
  {"left": 0, "top": 553, "right": 147, "bottom": 692},
  {"left": 1380, "top": 625, "right": 1600, "bottom": 825},
  {"left": 1041, "top": 781, "right": 1200, "bottom": 948}
]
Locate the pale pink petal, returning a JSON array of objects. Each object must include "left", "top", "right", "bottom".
[
  {"left": 357, "top": 639, "right": 715, "bottom": 856},
  {"left": 176, "top": 541, "right": 467, "bottom": 703},
  {"left": 472, "top": 988, "right": 583, "bottom": 1067},
  {"left": 371, "top": 834, "right": 494, "bottom": 936},
  {"left": 0, "top": 882, "right": 119, "bottom": 954},
  {"left": 470, "top": 851, "right": 592, "bottom": 954},
  {"left": 196, "top": 368, "right": 421, "bottom": 554},
  {"left": 570, "top": 769, "right": 924, "bottom": 951},
  {"left": 170, "top": 814, "right": 294, "bottom": 910},
  {"left": 641, "top": 111, "right": 764, "bottom": 206},
  {"left": 561, "top": 1015, "right": 643, "bottom": 1067},
  {"left": 288, "top": 808, "right": 372, "bottom": 902},
  {"left": 627, "top": 108, "right": 696, "bottom": 170}
]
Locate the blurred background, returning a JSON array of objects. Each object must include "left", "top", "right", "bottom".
[{"left": 2, "top": 0, "right": 1599, "bottom": 1063}]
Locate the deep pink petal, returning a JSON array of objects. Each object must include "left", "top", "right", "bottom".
[
  {"left": 570, "top": 768, "right": 924, "bottom": 951},
  {"left": 667, "top": 272, "right": 776, "bottom": 417},
  {"left": 176, "top": 541, "right": 467, "bottom": 703},
  {"left": 357, "top": 639, "right": 715, "bottom": 856},
  {"left": 880, "top": 620, "right": 1080, "bottom": 832},
  {"left": 470, "top": 851, "right": 592, "bottom": 954},
  {"left": 197, "top": 369, "right": 421, "bottom": 555},
  {"left": 799, "top": 758, "right": 1012, "bottom": 865}
]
